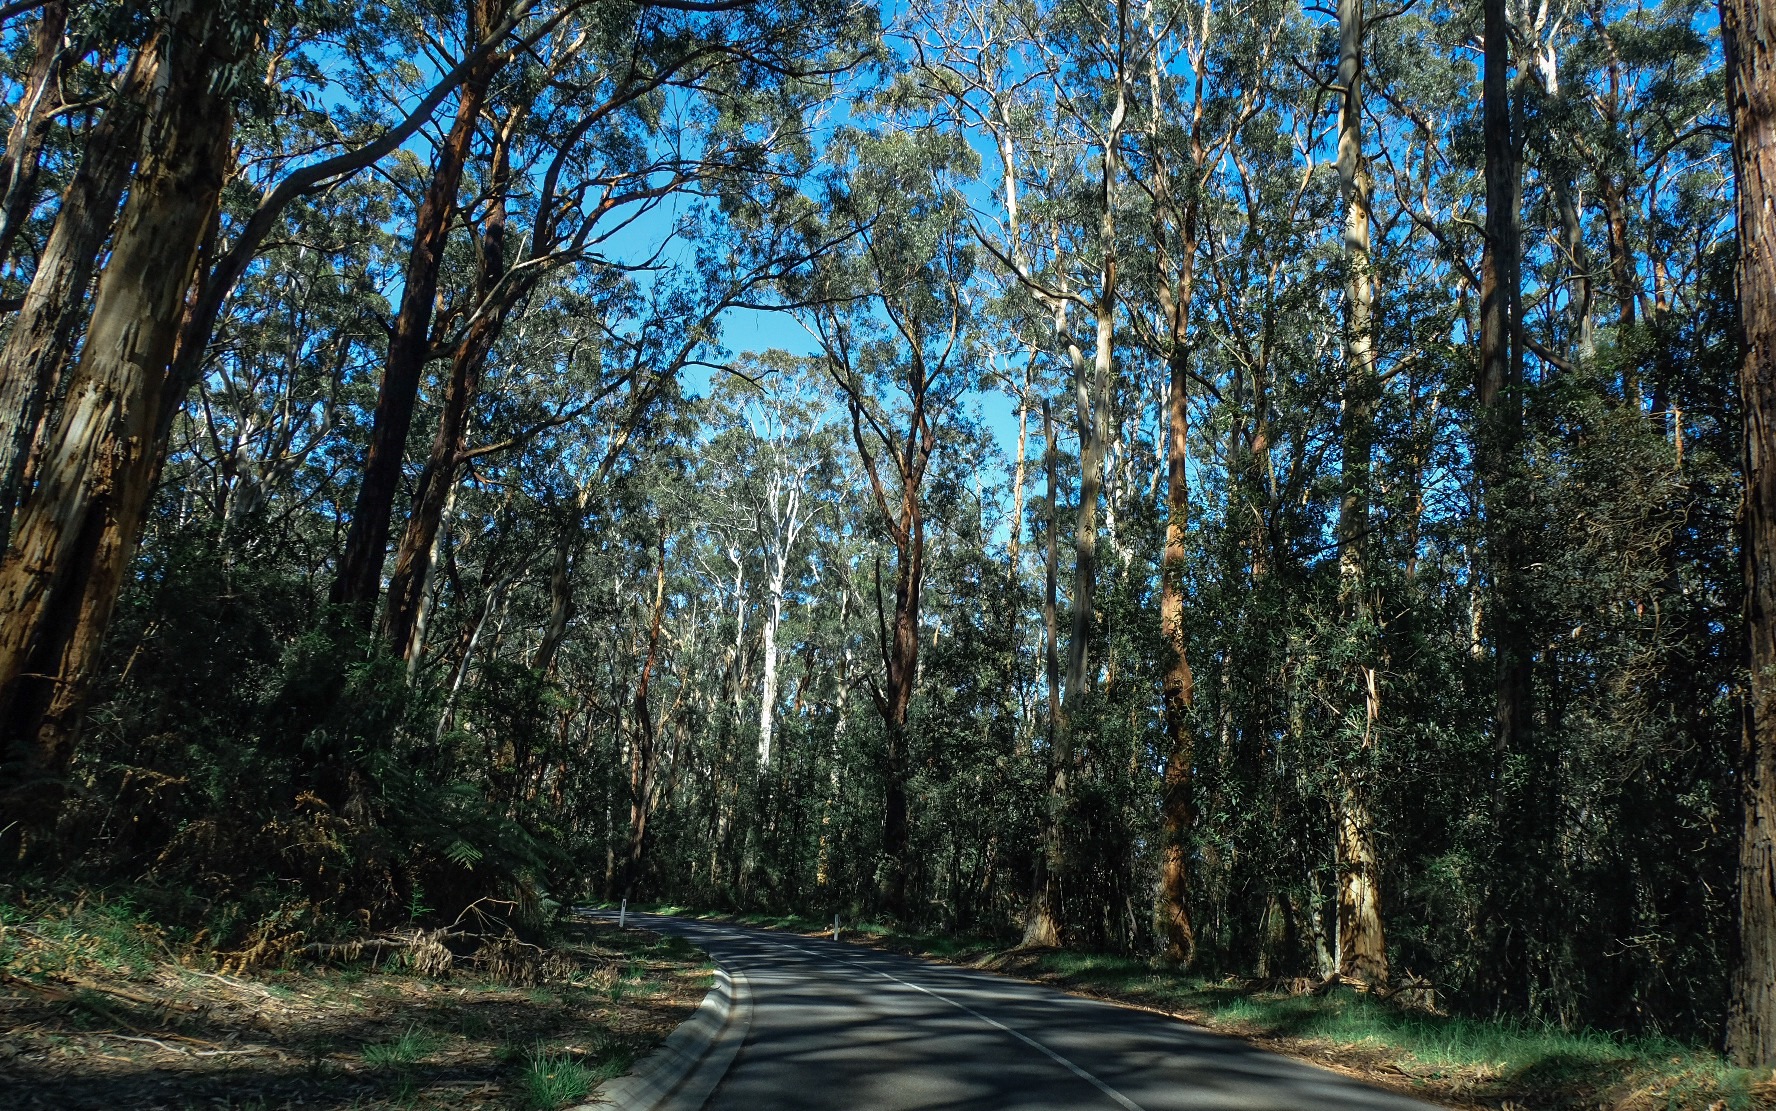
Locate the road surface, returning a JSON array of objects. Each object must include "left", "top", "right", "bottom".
[{"left": 631, "top": 913, "right": 1444, "bottom": 1111}]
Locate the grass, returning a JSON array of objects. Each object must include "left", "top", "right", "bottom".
[
  {"left": 0, "top": 894, "right": 169, "bottom": 978},
  {"left": 520, "top": 1042, "right": 635, "bottom": 1110},
  {"left": 617, "top": 902, "right": 1773, "bottom": 1110},
  {"left": 522, "top": 1050, "right": 598, "bottom": 1108},
  {"left": 360, "top": 1025, "right": 438, "bottom": 1067},
  {"left": 1020, "top": 952, "right": 1764, "bottom": 1108},
  {"left": 3, "top": 892, "right": 712, "bottom": 1110}
]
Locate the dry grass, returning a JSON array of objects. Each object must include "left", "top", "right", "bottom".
[{"left": 0, "top": 898, "right": 710, "bottom": 1110}]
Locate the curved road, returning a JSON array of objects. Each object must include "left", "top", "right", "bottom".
[{"left": 631, "top": 913, "right": 1443, "bottom": 1111}]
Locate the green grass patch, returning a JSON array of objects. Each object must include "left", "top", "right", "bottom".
[
  {"left": 0, "top": 894, "right": 170, "bottom": 978},
  {"left": 520, "top": 1044, "right": 634, "bottom": 1110},
  {"left": 1008, "top": 950, "right": 1766, "bottom": 1109},
  {"left": 360, "top": 1025, "right": 439, "bottom": 1067}
]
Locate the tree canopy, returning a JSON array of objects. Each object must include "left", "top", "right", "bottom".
[{"left": 0, "top": 0, "right": 1769, "bottom": 1063}]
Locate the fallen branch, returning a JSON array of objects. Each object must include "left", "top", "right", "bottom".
[{"left": 99, "top": 1033, "right": 277, "bottom": 1059}]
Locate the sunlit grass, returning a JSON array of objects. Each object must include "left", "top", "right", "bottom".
[
  {"left": 520, "top": 1043, "right": 634, "bottom": 1110},
  {"left": 360, "top": 1025, "right": 438, "bottom": 1067},
  {"left": 1007, "top": 950, "right": 1767, "bottom": 1109}
]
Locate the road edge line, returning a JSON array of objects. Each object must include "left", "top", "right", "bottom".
[{"left": 578, "top": 917, "right": 753, "bottom": 1111}]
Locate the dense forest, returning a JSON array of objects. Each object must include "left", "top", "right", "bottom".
[{"left": 5, "top": 0, "right": 1776, "bottom": 1069}]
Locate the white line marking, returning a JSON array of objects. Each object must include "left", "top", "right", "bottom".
[{"left": 769, "top": 936, "right": 1147, "bottom": 1111}]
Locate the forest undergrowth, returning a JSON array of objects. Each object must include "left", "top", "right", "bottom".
[
  {"left": 636, "top": 905, "right": 1776, "bottom": 1111},
  {"left": 0, "top": 891, "right": 708, "bottom": 1110}
]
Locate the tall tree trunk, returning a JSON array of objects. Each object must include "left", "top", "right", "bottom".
[
  {"left": 386, "top": 111, "right": 515, "bottom": 658},
  {"left": 1007, "top": 360, "right": 1032, "bottom": 590},
  {"left": 0, "top": 0, "right": 233, "bottom": 854},
  {"left": 1023, "top": 399, "right": 1064, "bottom": 946},
  {"left": 1157, "top": 319, "right": 1196, "bottom": 965},
  {"left": 1025, "top": 292, "right": 1116, "bottom": 948},
  {"left": 757, "top": 468, "right": 806, "bottom": 770},
  {"left": 758, "top": 578, "right": 784, "bottom": 767},
  {"left": 1151, "top": 9, "right": 1205, "bottom": 967},
  {"left": 1724, "top": 0, "right": 1776, "bottom": 1066},
  {"left": 331, "top": 4, "right": 499, "bottom": 627},
  {"left": 1332, "top": 0, "right": 1389, "bottom": 988},
  {"left": 532, "top": 522, "right": 577, "bottom": 676},
  {"left": 0, "top": 36, "right": 157, "bottom": 545},
  {"left": 1553, "top": 180, "right": 1594, "bottom": 361},
  {"left": 625, "top": 526, "right": 668, "bottom": 895},
  {"left": 877, "top": 499, "right": 923, "bottom": 919},
  {"left": 1026, "top": 85, "right": 1123, "bottom": 944},
  {"left": 1479, "top": 0, "right": 1530, "bottom": 820},
  {"left": 1478, "top": 0, "right": 1538, "bottom": 1011},
  {"left": 0, "top": 0, "right": 67, "bottom": 269}
]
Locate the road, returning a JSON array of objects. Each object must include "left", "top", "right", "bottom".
[{"left": 631, "top": 914, "right": 1444, "bottom": 1111}]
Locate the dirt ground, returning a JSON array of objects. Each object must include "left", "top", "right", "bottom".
[{"left": 0, "top": 918, "right": 709, "bottom": 1110}]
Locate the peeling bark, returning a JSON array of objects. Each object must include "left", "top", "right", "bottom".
[
  {"left": 1723, "top": 0, "right": 1776, "bottom": 1066},
  {"left": 0, "top": 34, "right": 156, "bottom": 544},
  {"left": 0, "top": 0, "right": 233, "bottom": 851}
]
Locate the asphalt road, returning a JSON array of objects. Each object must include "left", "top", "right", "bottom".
[{"left": 631, "top": 913, "right": 1445, "bottom": 1111}]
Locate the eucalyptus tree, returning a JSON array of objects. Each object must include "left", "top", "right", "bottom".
[
  {"left": 1328, "top": 0, "right": 1389, "bottom": 989},
  {"left": 1122, "top": 0, "right": 1281, "bottom": 967},
  {"left": 1724, "top": 0, "right": 1776, "bottom": 1067},
  {"left": 734, "top": 380, "right": 836, "bottom": 770},
  {"left": 0, "top": 0, "right": 558, "bottom": 852},
  {"left": 0, "top": 0, "right": 871, "bottom": 853},
  {"left": 339, "top": 0, "right": 871, "bottom": 638},
  {"left": 913, "top": 0, "right": 1154, "bottom": 948},
  {"left": 795, "top": 121, "right": 981, "bottom": 918}
]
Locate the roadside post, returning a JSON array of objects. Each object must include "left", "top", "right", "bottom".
[
  {"left": 833, "top": 914, "right": 840, "bottom": 941},
  {"left": 620, "top": 899, "right": 627, "bottom": 928}
]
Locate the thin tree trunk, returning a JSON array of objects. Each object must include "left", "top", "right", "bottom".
[
  {"left": 1007, "top": 360, "right": 1032, "bottom": 589},
  {"left": 1023, "top": 398, "right": 1066, "bottom": 948},
  {"left": 757, "top": 466, "right": 806, "bottom": 770},
  {"left": 815, "top": 588, "right": 851, "bottom": 889},
  {"left": 877, "top": 495, "right": 923, "bottom": 919},
  {"left": 1026, "top": 86, "right": 1123, "bottom": 944},
  {"left": 1333, "top": 0, "right": 1389, "bottom": 988},
  {"left": 386, "top": 110, "right": 516, "bottom": 657},
  {"left": 437, "top": 569, "right": 514, "bottom": 742},
  {"left": 0, "top": 0, "right": 232, "bottom": 852},
  {"left": 405, "top": 478, "right": 457, "bottom": 680},
  {"left": 758, "top": 583, "right": 784, "bottom": 767},
  {"left": 625, "top": 526, "right": 668, "bottom": 895},
  {"left": 1723, "top": 0, "right": 1776, "bottom": 1066},
  {"left": 1554, "top": 181, "right": 1595, "bottom": 361},
  {"left": 331, "top": 4, "right": 500, "bottom": 627},
  {"left": 533, "top": 527, "right": 577, "bottom": 675}
]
